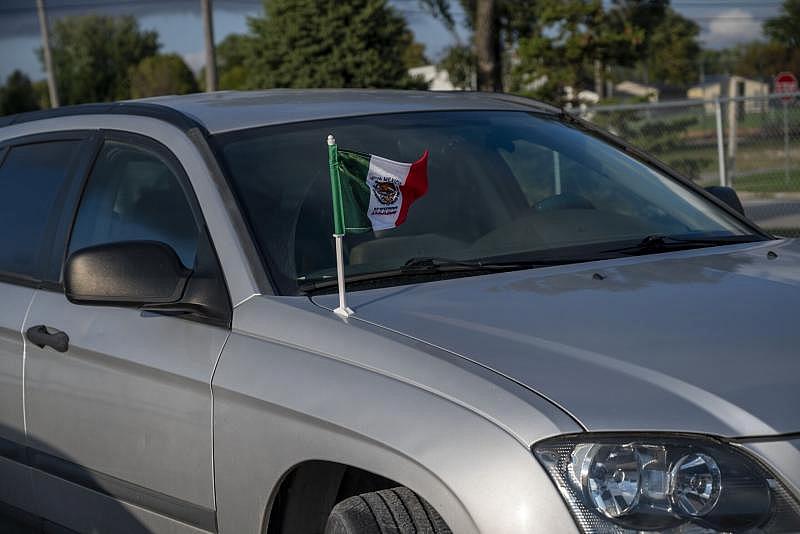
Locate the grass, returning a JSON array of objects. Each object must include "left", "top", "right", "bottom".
[
  {"left": 616, "top": 136, "right": 799, "bottom": 186},
  {"left": 683, "top": 107, "right": 800, "bottom": 134},
  {"left": 731, "top": 168, "right": 800, "bottom": 193},
  {"left": 591, "top": 107, "right": 800, "bottom": 182}
]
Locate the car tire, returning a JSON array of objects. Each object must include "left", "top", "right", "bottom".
[{"left": 324, "top": 486, "right": 452, "bottom": 534}]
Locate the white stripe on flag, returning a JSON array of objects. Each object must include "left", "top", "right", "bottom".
[{"left": 365, "top": 155, "right": 412, "bottom": 230}]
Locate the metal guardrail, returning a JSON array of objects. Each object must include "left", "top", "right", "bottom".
[{"left": 574, "top": 94, "right": 800, "bottom": 237}]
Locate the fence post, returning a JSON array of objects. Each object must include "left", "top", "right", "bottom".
[
  {"left": 715, "top": 98, "right": 727, "bottom": 186},
  {"left": 727, "top": 96, "right": 738, "bottom": 187},
  {"left": 784, "top": 100, "right": 791, "bottom": 185}
]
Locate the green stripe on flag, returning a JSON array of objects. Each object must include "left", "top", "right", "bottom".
[
  {"left": 329, "top": 141, "right": 374, "bottom": 235},
  {"left": 338, "top": 150, "right": 373, "bottom": 233},
  {"left": 328, "top": 141, "right": 345, "bottom": 235}
]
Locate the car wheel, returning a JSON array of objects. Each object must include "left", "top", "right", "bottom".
[{"left": 324, "top": 486, "right": 452, "bottom": 534}]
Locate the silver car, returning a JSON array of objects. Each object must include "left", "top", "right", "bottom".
[{"left": 0, "top": 90, "right": 798, "bottom": 534}]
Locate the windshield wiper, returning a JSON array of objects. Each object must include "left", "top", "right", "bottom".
[
  {"left": 401, "top": 256, "right": 515, "bottom": 271},
  {"left": 609, "top": 234, "right": 761, "bottom": 255},
  {"left": 298, "top": 256, "right": 564, "bottom": 293}
]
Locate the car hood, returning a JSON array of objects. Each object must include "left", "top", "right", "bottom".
[{"left": 313, "top": 239, "right": 800, "bottom": 437}]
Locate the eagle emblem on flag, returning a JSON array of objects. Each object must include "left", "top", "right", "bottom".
[{"left": 371, "top": 178, "right": 401, "bottom": 205}]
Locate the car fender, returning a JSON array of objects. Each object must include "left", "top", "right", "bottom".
[{"left": 212, "top": 296, "right": 580, "bottom": 534}]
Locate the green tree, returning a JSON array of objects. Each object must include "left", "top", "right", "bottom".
[
  {"left": 0, "top": 70, "right": 40, "bottom": 116},
  {"left": 605, "top": 0, "right": 664, "bottom": 81},
  {"left": 32, "top": 79, "right": 51, "bottom": 109},
  {"left": 601, "top": 2, "right": 699, "bottom": 87},
  {"left": 512, "top": 0, "right": 641, "bottom": 104},
  {"left": 644, "top": 9, "right": 700, "bottom": 85},
  {"left": 244, "top": 0, "right": 426, "bottom": 89},
  {"left": 401, "top": 30, "right": 429, "bottom": 69},
  {"left": 420, "top": 0, "right": 543, "bottom": 91},
  {"left": 700, "top": 48, "right": 740, "bottom": 77},
  {"left": 439, "top": 45, "right": 475, "bottom": 90},
  {"left": 715, "top": 1, "right": 800, "bottom": 82},
  {"left": 730, "top": 0, "right": 800, "bottom": 80},
  {"left": 129, "top": 54, "right": 198, "bottom": 98},
  {"left": 734, "top": 41, "right": 800, "bottom": 79},
  {"left": 215, "top": 33, "right": 252, "bottom": 90},
  {"left": 764, "top": 0, "right": 800, "bottom": 49},
  {"left": 429, "top": 0, "right": 651, "bottom": 97},
  {"left": 511, "top": 0, "right": 699, "bottom": 103},
  {"left": 43, "top": 15, "right": 159, "bottom": 104}
]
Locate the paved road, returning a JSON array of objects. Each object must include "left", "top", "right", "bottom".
[{"left": 743, "top": 199, "right": 800, "bottom": 234}]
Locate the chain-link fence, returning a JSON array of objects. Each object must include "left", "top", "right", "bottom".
[{"left": 572, "top": 93, "right": 800, "bottom": 237}]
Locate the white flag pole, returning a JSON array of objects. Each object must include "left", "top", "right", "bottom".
[
  {"left": 333, "top": 233, "right": 353, "bottom": 318},
  {"left": 327, "top": 134, "right": 354, "bottom": 318}
]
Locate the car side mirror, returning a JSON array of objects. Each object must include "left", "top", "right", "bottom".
[
  {"left": 65, "top": 241, "right": 191, "bottom": 307},
  {"left": 704, "top": 186, "right": 745, "bottom": 216}
]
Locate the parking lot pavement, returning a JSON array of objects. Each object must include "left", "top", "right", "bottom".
[{"left": 742, "top": 197, "right": 800, "bottom": 234}]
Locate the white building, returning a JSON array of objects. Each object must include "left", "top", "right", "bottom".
[
  {"left": 408, "top": 65, "right": 458, "bottom": 91},
  {"left": 688, "top": 75, "right": 769, "bottom": 113},
  {"left": 615, "top": 81, "right": 659, "bottom": 102}
]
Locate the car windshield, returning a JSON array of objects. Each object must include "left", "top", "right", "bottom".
[{"left": 215, "top": 110, "right": 760, "bottom": 295}]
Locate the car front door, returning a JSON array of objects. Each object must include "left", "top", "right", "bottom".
[
  {"left": 23, "top": 131, "right": 230, "bottom": 534},
  {"left": 0, "top": 134, "right": 90, "bottom": 519}
]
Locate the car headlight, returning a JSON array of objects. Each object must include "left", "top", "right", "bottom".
[{"left": 533, "top": 434, "right": 800, "bottom": 533}]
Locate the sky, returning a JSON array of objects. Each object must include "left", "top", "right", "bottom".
[{"left": 0, "top": 0, "right": 785, "bottom": 81}]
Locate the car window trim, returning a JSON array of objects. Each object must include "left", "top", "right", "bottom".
[
  {"left": 39, "top": 132, "right": 104, "bottom": 289},
  {"left": 60, "top": 129, "right": 233, "bottom": 327},
  {"left": 0, "top": 131, "right": 95, "bottom": 289}
]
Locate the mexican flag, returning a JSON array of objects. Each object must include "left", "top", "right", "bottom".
[{"left": 328, "top": 136, "right": 428, "bottom": 234}]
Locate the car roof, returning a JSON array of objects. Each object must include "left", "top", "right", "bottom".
[{"left": 0, "top": 89, "right": 561, "bottom": 135}]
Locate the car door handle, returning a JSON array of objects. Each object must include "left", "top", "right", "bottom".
[{"left": 25, "top": 325, "right": 69, "bottom": 353}]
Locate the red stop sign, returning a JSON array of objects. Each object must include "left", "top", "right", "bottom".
[{"left": 775, "top": 72, "right": 798, "bottom": 102}]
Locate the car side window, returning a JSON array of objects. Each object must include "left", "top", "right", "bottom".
[
  {"left": 69, "top": 140, "right": 199, "bottom": 269},
  {"left": 0, "top": 140, "right": 81, "bottom": 280}
]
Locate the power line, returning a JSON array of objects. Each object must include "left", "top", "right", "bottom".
[
  {"left": 671, "top": 0, "right": 781, "bottom": 4},
  {"left": 672, "top": 1, "right": 781, "bottom": 4},
  {"left": 0, "top": 0, "right": 263, "bottom": 14},
  {"left": 0, "top": 0, "right": 778, "bottom": 22}
]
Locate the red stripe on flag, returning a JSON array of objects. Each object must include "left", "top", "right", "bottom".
[{"left": 395, "top": 151, "right": 429, "bottom": 227}]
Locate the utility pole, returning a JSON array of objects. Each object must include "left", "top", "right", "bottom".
[
  {"left": 201, "top": 0, "right": 217, "bottom": 92},
  {"left": 36, "top": 0, "right": 59, "bottom": 108},
  {"left": 475, "top": 0, "right": 501, "bottom": 92},
  {"left": 594, "top": 59, "right": 604, "bottom": 100}
]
